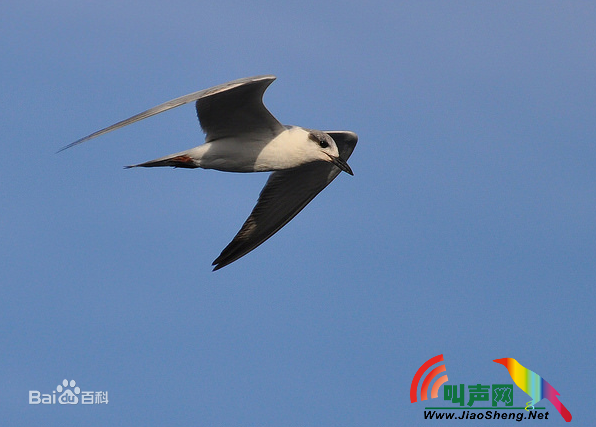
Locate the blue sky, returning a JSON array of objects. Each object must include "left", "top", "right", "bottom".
[{"left": 1, "top": 1, "right": 594, "bottom": 425}]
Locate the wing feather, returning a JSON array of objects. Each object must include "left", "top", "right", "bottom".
[
  {"left": 196, "top": 75, "right": 284, "bottom": 141},
  {"left": 59, "top": 75, "right": 282, "bottom": 152},
  {"left": 212, "top": 131, "right": 357, "bottom": 270}
]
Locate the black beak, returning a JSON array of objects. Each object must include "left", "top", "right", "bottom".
[{"left": 328, "top": 154, "right": 354, "bottom": 176}]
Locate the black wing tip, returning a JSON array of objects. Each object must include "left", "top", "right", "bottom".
[
  {"left": 211, "top": 259, "right": 229, "bottom": 272},
  {"left": 211, "top": 251, "right": 238, "bottom": 271},
  {"left": 211, "top": 244, "right": 248, "bottom": 271},
  {"left": 57, "top": 134, "right": 96, "bottom": 154},
  {"left": 56, "top": 141, "right": 80, "bottom": 154}
]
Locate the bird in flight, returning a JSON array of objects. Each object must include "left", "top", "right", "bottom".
[
  {"left": 60, "top": 75, "right": 357, "bottom": 270},
  {"left": 493, "top": 358, "right": 572, "bottom": 422}
]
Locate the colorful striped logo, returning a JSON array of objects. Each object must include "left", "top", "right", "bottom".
[
  {"left": 493, "top": 358, "right": 572, "bottom": 422},
  {"left": 410, "top": 354, "right": 449, "bottom": 403}
]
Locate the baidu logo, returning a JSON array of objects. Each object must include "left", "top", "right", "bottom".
[
  {"left": 57, "top": 379, "right": 80, "bottom": 404},
  {"left": 29, "top": 379, "right": 108, "bottom": 405}
]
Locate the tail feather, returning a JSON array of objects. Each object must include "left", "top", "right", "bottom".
[
  {"left": 547, "top": 395, "right": 572, "bottom": 422},
  {"left": 125, "top": 154, "right": 198, "bottom": 169}
]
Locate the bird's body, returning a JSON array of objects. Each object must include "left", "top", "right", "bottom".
[
  {"left": 133, "top": 126, "right": 333, "bottom": 173},
  {"left": 61, "top": 75, "right": 357, "bottom": 270},
  {"left": 493, "top": 358, "right": 571, "bottom": 422}
]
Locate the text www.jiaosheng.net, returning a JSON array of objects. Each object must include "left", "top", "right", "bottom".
[{"left": 424, "top": 410, "right": 550, "bottom": 421}]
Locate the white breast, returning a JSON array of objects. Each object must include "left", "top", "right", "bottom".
[{"left": 194, "top": 127, "right": 312, "bottom": 173}]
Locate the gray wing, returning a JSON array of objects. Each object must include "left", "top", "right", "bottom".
[
  {"left": 58, "top": 75, "right": 283, "bottom": 152},
  {"left": 196, "top": 75, "right": 285, "bottom": 142},
  {"left": 212, "top": 131, "right": 357, "bottom": 271}
]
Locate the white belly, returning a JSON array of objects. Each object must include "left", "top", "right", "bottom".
[{"left": 193, "top": 127, "right": 311, "bottom": 172}]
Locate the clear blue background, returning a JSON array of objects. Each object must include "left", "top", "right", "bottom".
[{"left": 1, "top": 1, "right": 594, "bottom": 425}]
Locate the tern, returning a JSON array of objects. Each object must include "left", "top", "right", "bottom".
[{"left": 61, "top": 75, "right": 357, "bottom": 270}]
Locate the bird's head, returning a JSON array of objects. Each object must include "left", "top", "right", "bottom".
[
  {"left": 305, "top": 130, "right": 353, "bottom": 175},
  {"left": 493, "top": 358, "right": 508, "bottom": 366}
]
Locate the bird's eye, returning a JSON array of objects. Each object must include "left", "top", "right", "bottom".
[{"left": 309, "top": 132, "right": 329, "bottom": 148}]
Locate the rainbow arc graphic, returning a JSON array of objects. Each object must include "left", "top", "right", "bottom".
[{"left": 410, "top": 354, "right": 449, "bottom": 403}]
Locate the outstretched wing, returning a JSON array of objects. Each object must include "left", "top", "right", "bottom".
[
  {"left": 59, "top": 75, "right": 283, "bottom": 152},
  {"left": 212, "top": 131, "right": 357, "bottom": 270},
  {"left": 196, "top": 75, "right": 284, "bottom": 142}
]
